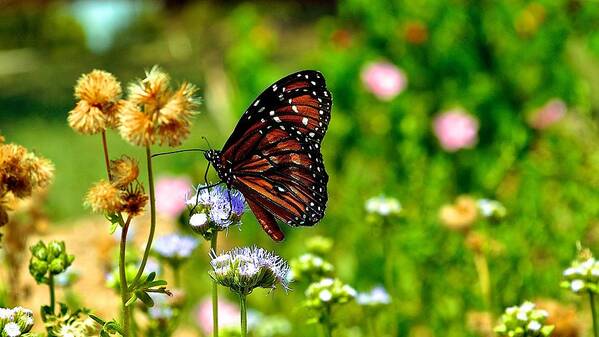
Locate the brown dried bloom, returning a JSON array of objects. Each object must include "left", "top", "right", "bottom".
[
  {"left": 439, "top": 195, "right": 478, "bottom": 232},
  {"left": 536, "top": 299, "right": 580, "bottom": 337},
  {"left": 0, "top": 143, "right": 55, "bottom": 198},
  {"left": 110, "top": 156, "right": 139, "bottom": 188},
  {"left": 122, "top": 186, "right": 148, "bottom": 216},
  {"left": 68, "top": 69, "right": 122, "bottom": 134},
  {"left": 119, "top": 66, "right": 199, "bottom": 147},
  {"left": 85, "top": 180, "right": 126, "bottom": 214}
]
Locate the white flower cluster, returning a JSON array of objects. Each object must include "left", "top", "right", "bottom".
[
  {"left": 562, "top": 256, "right": 598, "bottom": 294},
  {"left": 0, "top": 307, "right": 34, "bottom": 337},
  {"left": 494, "top": 301, "right": 554, "bottom": 337},
  {"left": 210, "top": 246, "right": 290, "bottom": 296},
  {"left": 152, "top": 233, "right": 199, "bottom": 261},
  {"left": 356, "top": 286, "right": 391, "bottom": 307},
  {"left": 365, "top": 196, "right": 402, "bottom": 217},
  {"left": 304, "top": 278, "right": 356, "bottom": 310},
  {"left": 289, "top": 253, "right": 334, "bottom": 282},
  {"left": 477, "top": 198, "right": 506, "bottom": 220}
]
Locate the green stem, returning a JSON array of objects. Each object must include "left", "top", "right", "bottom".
[
  {"left": 173, "top": 264, "right": 181, "bottom": 288},
  {"left": 131, "top": 146, "right": 157, "bottom": 286},
  {"left": 101, "top": 130, "right": 112, "bottom": 180},
  {"left": 239, "top": 294, "right": 247, "bottom": 337},
  {"left": 591, "top": 291, "right": 598, "bottom": 337},
  {"left": 211, "top": 232, "right": 219, "bottom": 337},
  {"left": 48, "top": 274, "right": 55, "bottom": 314},
  {"left": 322, "top": 305, "right": 333, "bottom": 337},
  {"left": 119, "top": 216, "right": 132, "bottom": 337},
  {"left": 473, "top": 251, "right": 491, "bottom": 310}
]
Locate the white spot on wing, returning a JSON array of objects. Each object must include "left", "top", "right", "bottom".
[{"left": 302, "top": 117, "right": 308, "bottom": 125}]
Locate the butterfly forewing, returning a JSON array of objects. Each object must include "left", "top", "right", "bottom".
[{"left": 215, "top": 70, "right": 331, "bottom": 241}]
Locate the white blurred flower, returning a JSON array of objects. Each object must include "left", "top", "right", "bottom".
[{"left": 365, "top": 196, "right": 401, "bottom": 217}]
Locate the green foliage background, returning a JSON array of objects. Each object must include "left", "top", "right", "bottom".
[{"left": 0, "top": 0, "right": 598, "bottom": 336}]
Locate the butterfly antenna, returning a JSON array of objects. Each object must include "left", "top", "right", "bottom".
[
  {"left": 151, "top": 148, "right": 208, "bottom": 158},
  {"left": 202, "top": 136, "right": 213, "bottom": 150}
]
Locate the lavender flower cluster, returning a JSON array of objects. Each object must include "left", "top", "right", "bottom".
[
  {"left": 187, "top": 185, "right": 246, "bottom": 239},
  {"left": 152, "top": 233, "right": 199, "bottom": 261},
  {"left": 210, "top": 246, "right": 290, "bottom": 296}
]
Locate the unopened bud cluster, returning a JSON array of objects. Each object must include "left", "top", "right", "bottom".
[
  {"left": 304, "top": 278, "right": 356, "bottom": 310},
  {"left": 494, "top": 301, "right": 554, "bottom": 337},
  {"left": 289, "top": 253, "right": 334, "bottom": 282},
  {"left": 28, "top": 240, "right": 74, "bottom": 284}
]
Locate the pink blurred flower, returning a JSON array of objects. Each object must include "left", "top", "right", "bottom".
[
  {"left": 361, "top": 61, "right": 407, "bottom": 100},
  {"left": 196, "top": 297, "right": 240, "bottom": 335},
  {"left": 155, "top": 176, "right": 191, "bottom": 218},
  {"left": 433, "top": 109, "right": 479, "bottom": 152},
  {"left": 529, "top": 98, "right": 566, "bottom": 129}
]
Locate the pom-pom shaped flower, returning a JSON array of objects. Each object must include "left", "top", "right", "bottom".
[
  {"left": 68, "top": 69, "right": 123, "bottom": 134},
  {"left": 289, "top": 253, "right": 335, "bottom": 283},
  {"left": 529, "top": 99, "right": 566, "bottom": 130},
  {"left": 361, "top": 62, "right": 407, "bottom": 101},
  {"left": 477, "top": 199, "right": 507, "bottom": 221},
  {"left": 109, "top": 156, "right": 139, "bottom": 188},
  {"left": 494, "top": 301, "right": 554, "bottom": 337},
  {"left": 119, "top": 66, "right": 200, "bottom": 147},
  {"left": 356, "top": 286, "right": 391, "bottom": 307},
  {"left": 0, "top": 306, "right": 34, "bottom": 336},
  {"left": 439, "top": 195, "right": 478, "bottom": 232},
  {"left": 210, "top": 246, "right": 290, "bottom": 296},
  {"left": 433, "top": 109, "right": 479, "bottom": 152},
  {"left": 155, "top": 176, "right": 191, "bottom": 218},
  {"left": 188, "top": 185, "right": 246, "bottom": 239},
  {"left": 85, "top": 180, "right": 126, "bottom": 214},
  {"left": 561, "top": 250, "right": 598, "bottom": 294},
  {"left": 304, "top": 278, "right": 356, "bottom": 311},
  {"left": 152, "top": 233, "right": 199, "bottom": 265},
  {"left": 28, "top": 240, "right": 75, "bottom": 284},
  {"left": 365, "top": 195, "right": 402, "bottom": 217}
]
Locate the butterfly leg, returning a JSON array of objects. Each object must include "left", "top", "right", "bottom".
[
  {"left": 226, "top": 189, "right": 232, "bottom": 218},
  {"left": 189, "top": 181, "right": 223, "bottom": 217}
]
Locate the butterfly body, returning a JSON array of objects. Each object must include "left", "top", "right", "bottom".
[{"left": 207, "top": 70, "right": 332, "bottom": 241}]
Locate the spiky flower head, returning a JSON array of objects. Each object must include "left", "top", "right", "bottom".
[
  {"left": 210, "top": 246, "right": 290, "bottom": 296},
  {"left": 187, "top": 185, "right": 246, "bottom": 240},
  {"left": 29, "top": 240, "right": 75, "bottom": 284},
  {"left": 109, "top": 156, "right": 139, "bottom": 188},
  {"left": 289, "top": 253, "right": 334, "bottom": 283},
  {"left": 152, "top": 233, "right": 199, "bottom": 265},
  {"left": 356, "top": 286, "right": 391, "bottom": 307},
  {"left": 119, "top": 66, "right": 200, "bottom": 147},
  {"left": 68, "top": 69, "right": 122, "bottom": 134},
  {"left": 561, "top": 248, "right": 598, "bottom": 294},
  {"left": 0, "top": 306, "right": 34, "bottom": 336},
  {"left": 494, "top": 301, "right": 554, "bottom": 337},
  {"left": 0, "top": 143, "right": 54, "bottom": 199},
  {"left": 84, "top": 180, "right": 126, "bottom": 214},
  {"left": 304, "top": 278, "right": 356, "bottom": 313}
]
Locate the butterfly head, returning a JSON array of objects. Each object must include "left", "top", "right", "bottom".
[{"left": 204, "top": 149, "right": 220, "bottom": 165}]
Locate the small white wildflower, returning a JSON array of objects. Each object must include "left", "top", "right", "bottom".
[
  {"left": 365, "top": 196, "right": 401, "bottom": 217},
  {"left": 527, "top": 320, "right": 541, "bottom": 331},
  {"left": 570, "top": 279, "right": 585, "bottom": 292},
  {"left": 3, "top": 322, "right": 21, "bottom": 337},
  {"left": 319, "top": 290, "right": 333, "bottom": 302}
]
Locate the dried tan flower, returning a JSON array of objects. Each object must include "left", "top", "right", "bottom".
[
  {"left": 109, "top": 156, "right": 139, "bottom": 188},
  {"left": 68, "top": 69, "right": 122, "bottom": 134},
  {"left": 119, "top": 66, "right": 199, "bottom": 147},
  {"left": 0, "top": 143, "right": 55, "bottom": 198},
  {"left": 536, "top": 299, "right": 580, "bottom": 337},
  {"left": 85, "top": 180, "right": 126, "bottom": 214},
  {"left": 119, "top": 101, "right": 155, "bottom": 146},
  {"left": 122, "top": 187, "right": 148, "bottom": 216},
  {"left": 439, "top": 195, "right": 478, "bottom": 232}
]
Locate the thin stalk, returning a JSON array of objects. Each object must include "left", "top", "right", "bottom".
[
  {"left": 211, "top": 232, "right": 219, "bottom": 337},
  {"left": 173, "top": 264, "right": 181, "bottom": 288},
  {"left": 119, "top": 215, "right": 132, "bottom": 337},
  {"left": 48, "top": 274, "right": 55, "bottom": 314},
  {"left": 591, "top": 291, "right": 598, "bottom": 337},
  {"left": 322, "top": 305, "right": 333, "bottom": 337},
  {"left": 101, "top": 130, "right": 112, "bottom": 180},
  {"left": 239, "top": 294, "right": 247, "bottom": 337},
  {"left": 132, "top": 146, "right": 157, "bottom": 285},
  {"left": 473, "top": 251, "right": 491, "bottom": 310}
]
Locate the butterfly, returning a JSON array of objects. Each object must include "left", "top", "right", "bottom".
[{"left": 204, "top": 70, "right": 332, "bottom": 241}]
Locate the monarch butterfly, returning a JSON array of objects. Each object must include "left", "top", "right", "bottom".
[{"left": 204, "top": 70, "right": 332, "bottom": 241}]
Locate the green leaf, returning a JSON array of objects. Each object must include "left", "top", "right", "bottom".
[
  {"left": 125, "top": 293, "right": 137, "bottom": 306},
  {"left": 136, "top": 290, "right": 155, "bottom": 307}
]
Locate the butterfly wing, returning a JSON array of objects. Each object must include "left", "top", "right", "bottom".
[{"left": 219, "top": 70, "right": 331, "bottom": 240}]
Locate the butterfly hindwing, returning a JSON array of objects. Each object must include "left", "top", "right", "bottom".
[{"left": 213, "top": 70, "right": 331, "bottom": 240}]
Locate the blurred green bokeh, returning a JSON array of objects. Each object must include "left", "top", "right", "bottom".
[{"left": 1, "top": 0, "right": 598, "bottom": 336}]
